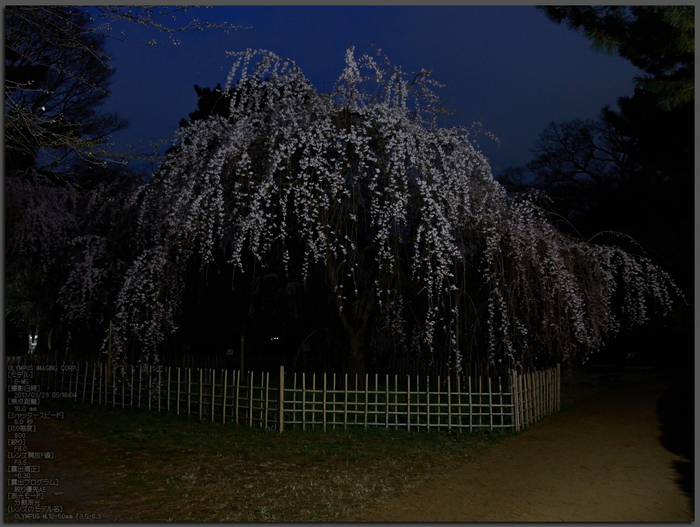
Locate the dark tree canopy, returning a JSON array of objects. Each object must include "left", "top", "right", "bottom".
[
  {"left": 498, "top": 87, "right": 693, "bottom": 295},
  {"left": 5, "top": 6, "right": 244, "bottom": 174},
  {"left": 494, "top": 7, "right": 695, "bottom": 372},
  {"left": 5, "top": 6, "right": 128, "bottom": 173},
  {"left": 4, "top": 6, "right": 244, "bottom": 358},
  {"left": 499, "top": 7, "right": 695, "bottom": 293},
  {"left": 180, "top": 84, "right": 233, "bottom": 128},
  {"left": 539, "top": 6, "right": 694, "bottom": 109}
]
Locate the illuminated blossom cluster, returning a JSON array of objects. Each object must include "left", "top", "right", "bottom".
[
  {"left": 107, "top": 47, "right": 681, "bottom": 370},
  {"left": 479, "top": 193, "right": 679, "bottom": 367}
]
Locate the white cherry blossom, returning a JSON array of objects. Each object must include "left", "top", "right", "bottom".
[{"left": 107, "top": 48, "right": 681, "bottom": 372}]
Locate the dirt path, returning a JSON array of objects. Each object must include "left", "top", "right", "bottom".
[
  {"left": 352, "top": 376, "right": 694, "bottom": 522},
  {"left": 6, "top": 374, "right": 692, "bottom": 522}
]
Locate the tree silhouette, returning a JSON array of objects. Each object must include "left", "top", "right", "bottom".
[
  {"left": 5, "top": 6, "right": 128, "bottom": 173},
  {"left": 180, "top": 84, "right": 233, "bottom": 127},
  {"left": 5, "top": 6, "right": 245, "bottom": 174},
  {"left": 495, "top": 8, "right": 694, "bottom": 372},
  {"left": 540, "top": 6, "right": 694, "bottom": 110},
  {"left": 498, "top": 89, "right": 693, "bottom": 296},
  {"left": 4, "top": 6, "right": 246, "bottom": 358},
  {"left": 5, "top": 165, "right": 143, "bottom": 357}
]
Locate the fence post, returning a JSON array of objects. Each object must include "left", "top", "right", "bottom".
[
  {"left": 488, "top": 376, "right": 493, "bottom": 430},
  {"left": 516, "top": 371, "right": 522, "bottom": 431},
  {"left": 426, "top": 375, "right": 430, "bottom": 430},
  {"left": 90, "top": 362, "right": 96, "bottom": 404},
  {"left": 386, "top": 375, "right": 391, "bottom": 428},
  {"left": 138, "top": 366, "right": 143, "bottom": 409},
  {"left": 199, "top": 369, "right": 203, "bottom": 421},
  {"left": 531, "top": 371, "right": 536, "bottom": 425},
  {"left": 302, "top": 372, "right": 306, "bottom": 431},
  {"left": 556, "top": 363, "right": 561, "bottom": 412},
  {"left": 543, "top": 369, "right": 548, "bottom": 416},
  {"left": 313, "top": 373, "right": 318, "bottom": 429},
  {"left": 522, "top": 371, "right": 527, "bottom": 427},
  {"left": 406, "top": 375, "right": 411, "bottom": 431},
  {"left": 223, "top": 370, "right": 228, "bottom": 425},
  {"left": 187, "top": 368, "right": 192, "bottom": 416},
  {"left": 67, "top": 362, "right": 74, "bottom": 403},
  {"left": 53, "top": 359, "right": 59, "bottom": 394},
  {"left": 82, "top": 361, "right": 88, "bottom": 402},
  {"left": 176, "top": 367, "right": 181, "bottom": 415},
  {"left": 211, "top": 370, "right": 216, "bottom": 423},
  {"left": 98, "top": 363, "right": 103, "bottom": 405},
  {"left": 264, "top": 371, "right": 270, "bottom": 429},
  {"left": 235, "top": 369, "right": 240, "bottom": 424},
  {"left": 344, "top": 374, "right": 348, "bottom": 430},
  {"left": 323, "top": 373, "right": 327, "bottom": 432},
  {"left": 249, "top": 371, "right": 254, "bottom": 428},
  {"left": 510, "top": 371, "right": 517, "bottom": 432},
  {"left": 354, "top": 374, "right": 359, "bottom": 425},
  {"left": 456, "top": 375, "right": 461, "bottom": 429},
  {"left": 447, "top": 375, "right": 452, "bottom": 430},
  {"left": 74, "top": 362, "right": 80, "bottom": 402},
  {"left": 533, "top": 371, "right": 538, "bottom": 422},
  {"left": 527, "top": 372, "right": 533, "bottom": 427},
  {"left": 279, "top": 365, "right": 285, "bottom": 433},
  {"left": 39, "top": 360, "right": 559, "bottom": 433},
  {"left": 522, "top": 372, "right": 527, "bottom": 427},
  {"left": 468, "top": 375, "right": 473, "bottom": 432},
  {"left": 364, "top": 374, "right": 369, "bottom": 428},
  {"left": 68, "top": 362, "right": 75, "bottom": 402},
  {"left": 333, "top": 373, "right": 337, "bottom": 430}
]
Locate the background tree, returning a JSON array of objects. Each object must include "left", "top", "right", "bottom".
[
  {"left": 5, "top": 165, "right": 143, "bottom": 357},
  {"left": 522, "top": 6, "right": 695, "bottom": 294},
  {"left": 539, "top": 6, "right": 694, "bottom": 110},
  {"left": 496, "top": 6, "right": 694, "bottom": 371},
  {"left": 180, "top": 84, "right": 233, "bottom": 127},
  {"left": 55, "top": 163, "right": 144, "bottom": 356},
  {"left": 107, "top": 48, "right": 681, "bottom": 377},
  {"left": 5, "top": 6, "right": 243, "bottom": 358},
  {"left": 5, "top": 6, "right": 128, "bottom": 173},
  {"left": 5, "top": 6, "right": 243, "bottom": 173}
]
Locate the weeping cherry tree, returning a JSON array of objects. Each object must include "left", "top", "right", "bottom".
[{"left": 108, "top": 47, "right": 681, "bottom": 375}]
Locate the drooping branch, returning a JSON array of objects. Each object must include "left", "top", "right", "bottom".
[{"left": 107, "top": 47, "right": 682, "bottom": 373}]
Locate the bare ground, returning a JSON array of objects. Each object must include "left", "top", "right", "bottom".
[{"left": 350, "top": 373, "right": 694, "bottom": 522}]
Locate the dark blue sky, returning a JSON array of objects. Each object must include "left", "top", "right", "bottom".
[{"left": 101, "top": 6, "right": 643, "bottom": 176}]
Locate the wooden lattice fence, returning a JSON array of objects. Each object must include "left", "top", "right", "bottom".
[{"left": 6, "top": 357, "right": 559, "bottom": 432}]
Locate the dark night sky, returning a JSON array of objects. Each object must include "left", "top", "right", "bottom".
[{"left": 100, "top": 5, "right": 644, "bottom": 176}]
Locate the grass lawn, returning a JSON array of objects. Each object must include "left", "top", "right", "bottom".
[{"left": 16, "top": 398, "right": 514, "bottom": 521}]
